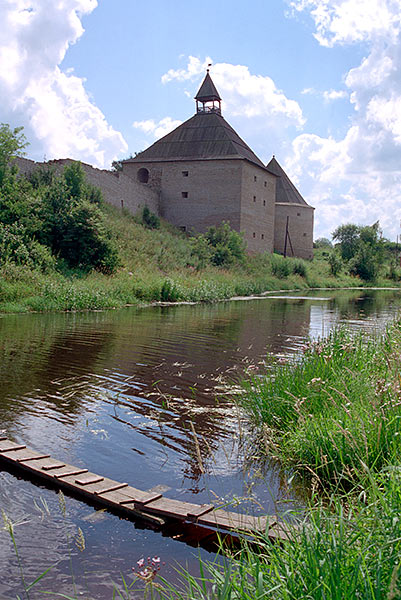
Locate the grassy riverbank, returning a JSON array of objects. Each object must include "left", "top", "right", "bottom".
[
  {"left": 1, "top": 202, "right": 397, "bottom": 314},
  {"left": 159, "top": 323, "right": 401, "bottom": 599}
]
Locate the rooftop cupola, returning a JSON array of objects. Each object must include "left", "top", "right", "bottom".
[{"left": 195, "top": 70, "right": 222, "bottom": 115}]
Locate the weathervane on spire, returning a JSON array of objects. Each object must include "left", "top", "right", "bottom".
[{"left": 207, "top": 63, "right": 212, "bottom": 73}]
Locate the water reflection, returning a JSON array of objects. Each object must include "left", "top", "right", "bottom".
[{"left": 0, "top": 289, "right": 400, "bottom": 598}]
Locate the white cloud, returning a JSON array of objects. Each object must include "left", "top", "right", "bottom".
[
  {"left": 301, "top": 86, "right": 348, "bottom": 100},
  {"left": 161, "top": 56, "right": 212, "bottom": 84},
  {"left": 289, "top": 0, "right": 401, "bottom": 47},
  {"left": 322, "top": 89, "right": 348, "bottom": 101},
  {"left": 133, "top": 117, "right": 183, "bottom": 139},
  {"left": 285, "top": 0, "right": 401, "bottom": 240},
  {"left": 0, "top": 0, "right": 127, "bottom": 167},
  {"left": 162, "top": 57, "right": 305, "bottom": 128}
]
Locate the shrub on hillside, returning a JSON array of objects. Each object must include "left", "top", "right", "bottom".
[
  {"left": 327, "top": 251, "right": 342, "bottom": 276},
  {"left": 291, "top": 258, "right": 307, "bottom": 277},
  {"left": 270, "top": 253, "right": 290, "bottom": 278},
  {"left": 204, "top": 221, "right": 246, "bottom": 267},
  {"left": 0, "top": 152, "right": 118, "bottom": 273},
  {"left": 0, "top": 222, "right": 55, "bottom": 271},
  {"left": 141, "top": 205, "right": 160, "bottom": 229}
]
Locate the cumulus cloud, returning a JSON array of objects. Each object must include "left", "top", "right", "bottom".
[
  {"left": 162, "top": 56, "right": 305, "bottom": 127},
  {"left": 162, "top": 55, "right": 212, "bottom": 84},
  {"left": 301, "top": 86, "right": 348, "bottom": 101},
  {"left": 285, "top": 0, "right": 401, "bottom": 239},
  {"left": 322, "top": 89, "right": 348, "bottom": 101},
  {"left": 289, "top": 0, "right": 401, "bottom": 47},
  {"left": 133, "top": 117, "right": 183, "bottom": 139},
  {"left": 0, "top": 0, "right": 127, "bottom": 167}
]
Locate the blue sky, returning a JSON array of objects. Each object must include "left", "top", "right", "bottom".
[{"left": 2, "top": 0, "right": 401, "bottom": 241}]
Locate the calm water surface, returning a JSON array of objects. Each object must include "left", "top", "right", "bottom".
[{"left": 0, "top": 288, "right": 400, "bottom": 598}]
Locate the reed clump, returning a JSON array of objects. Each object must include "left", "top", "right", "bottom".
[{"left": 240, "top": 324, "right": 401, "bottom": 490}]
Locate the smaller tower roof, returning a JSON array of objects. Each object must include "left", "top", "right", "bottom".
[
  {"left": 266, "top": 156, "right": 309, "bottom": 206},
  {"left": 195, "top": 71, "right": 221, "bottom": 102}
]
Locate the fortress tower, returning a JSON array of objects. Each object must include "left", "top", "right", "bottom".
[{"left": 122, "top": 71, "right": 314, "bottom": 257}]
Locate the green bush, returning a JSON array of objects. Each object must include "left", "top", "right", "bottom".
[
  {"left": 204, "top": 221, "right": 246, "bottom": 267},
  {"left": 291, "top": 258, "right": 307, "bottom": 277},
  {"left": 349, "top": 244, "right": 379, "bottom": 281},
  {"left": 327, "top": 250, "right": 342, "bottom": 276},
  {"left": 270, "top": 253, "right": 290, "bottom": 278},
  {"left": 141, "top": 205, "right": 160, "bottom": 229}
]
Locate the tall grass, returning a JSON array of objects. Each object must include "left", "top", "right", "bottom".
[
  {"left": 160, "top": 472, "right": 401, "bottom": 600},
  {"left": 240, "top": 325, "right": 401, "bottom": 489},
  {"left": 159, "top": 323, "right": 401, "bottom": 600},
  {"left": 0, "top": 203, "right": 387, "bottom": 314}
]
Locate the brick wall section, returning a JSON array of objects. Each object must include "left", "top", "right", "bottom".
[
  {"left": 15, "top": 157, "right": 160, "bottom": 216},
  {"left": 239, "top": 162, "right": 276, "bottom": 253},
  {"left": 274, "top": 203, "right": 314, "bottom": 260},
  {"left": 126, "top": 159, "right": 243, "bottom": 233},
  {"left": 14, "top": 156, "right": 314, "bottom": 259}
]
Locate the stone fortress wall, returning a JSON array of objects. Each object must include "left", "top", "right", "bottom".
[
  {"left": 14, "top": 155, "right": 314, "bottom": 259},
  {"left": 15, "top": 156, "right": 160, "bottom": 216}
]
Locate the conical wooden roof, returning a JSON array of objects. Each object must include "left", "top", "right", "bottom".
[
  {"left": 129, "top": 111, "right": 266, "bottom": 168},
  {"left": 195, "top": 71, "right": 221, "bottom": 101},
  {"left": 266, "top": 156, "right": 309, "bottom": 205}
]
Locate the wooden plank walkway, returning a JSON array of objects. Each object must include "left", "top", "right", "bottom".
[{"left": 0, "top": 437, "right": 292, "bottom": 543}]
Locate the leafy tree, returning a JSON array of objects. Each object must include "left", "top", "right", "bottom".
[
  {"left": 327, "top": 251, "right": 342, "bottom": 276},
  {"left": 205, "top": 221, "right": 246, "bottom": 267},
  {"left": 349, "top": 243, "right": 379, "bottom": 281},
  {"left": 332, "top": 224, "right": 360, "bottom": 260},
  {"left": 332, "top": 221, "right": 384, "bottom": 281},
  {"left": 314, "top": 237, "right": 332, "bottom": 249},
  {"left": 37, "top": 165, "right": 117, "bottom": 272},
  {"left": 0, "top": 123, "right": 28, "bottom": 185}
]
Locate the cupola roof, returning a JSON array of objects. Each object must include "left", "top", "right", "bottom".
[{"left": 195, "top": 71, "right": 221, "bottom": 102}]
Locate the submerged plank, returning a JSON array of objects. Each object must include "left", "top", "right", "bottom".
[{"left": 0, "top": 438, "right": 287, "bottom": 542}]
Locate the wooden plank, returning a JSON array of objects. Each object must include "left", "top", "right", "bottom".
[
  {"left": 0, "top": 440, "right": 283, "bottom": 540},
  {"left": 198, "top": 509, "right": 269, "bottom": 532},
  {"left": 54, "top": 469, "right": 88, "bottom": 479},
  {"left": 94, "top": 482, "right": 128, "bottom": 496},
  {"left": 75, "top": 474, "right": 104, "bottom": 486},
  {"left": 42, "top": 462, "right": 66, "bottom": 471},
  {"left": 0, "top": 443, "right": 26, "bottom": 453},
  {"left": 139, "top": 497, "right": 199, "bottom": 520},
  {"left": 1, "top": 448, "right": 42, "bottom": 461},
  {"left": 14, "top": 456, "right": 59, "bottom": 472},
  {"left": 133, "top": 492, "right": 163, "bottom": 506},
  {"left": 96, "top": 487, "right": 145, "bottom": 505},
  {"left": 18, "top": 454, "right": 51, "bottom": 463},
  {"left": 71, "top": 477, "right": 119, "bottom": 495},
  {"left": 187, "top": 504, "right": 214, "bottom": 519}
]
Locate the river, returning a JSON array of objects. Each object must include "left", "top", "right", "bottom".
[{"left": 0, "top": 288, "right": 400, "bottom": 598}]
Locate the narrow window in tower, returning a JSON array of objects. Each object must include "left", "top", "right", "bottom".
[
  {"left": 182, "top": 171, "right": 189, "bottom": 177},
  {"left": 261, "top": 233, "right": 264, "bottom": 240},
  {"left": 263, "top": 200, "right": 266, "bottom": 206},
  {"left": 297, "top": 212, "right": 301, "bottom": 216},
  {"left": 253, "top": 196, "right": 256, "bottom": 202},
  {"left": 303, "top": 232, "right": 307, "bottom": 236},
  {"left": 264, "top": 181, "right": 267, "bottom": 187},
  {"left": 182, "top": 192, "right": 188, "bottom": 198},
  {"left": 253, "top": 232, "right": 256, "bottom": 238},
  {"left": 254, "top": 175, "right": 257, "bottom": 182}
]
